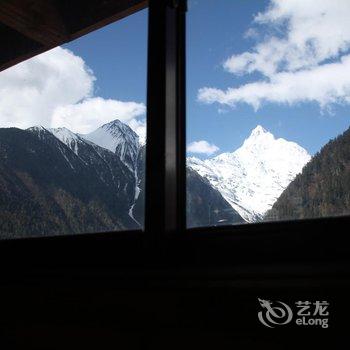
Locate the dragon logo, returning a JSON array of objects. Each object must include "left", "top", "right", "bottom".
[{"left": 258, "top": 298, "right": 293, "bottom": 328}]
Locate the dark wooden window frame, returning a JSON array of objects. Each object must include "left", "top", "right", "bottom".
[{"left": 0, "top": 0, "right": 350, "bottom": 274}]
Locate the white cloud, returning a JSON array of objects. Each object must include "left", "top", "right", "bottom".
[
  {"left": 0, "top": 46, "right": 146, "bottom": 136},
  {"left": 243, "top": 28, "right": 259, "bottom": 40},
  {"left": 127, "top": 118, "right": 147, "bottom": 145},
  {"left": 199, "top": 54, "right": 350, "bottom": 110},
  {"left": 224, "top": 0, "right": 350, "bottom": 77},
  {"left": 200, "top": 0, "right": 350, "bottom": 111},
  {"left": 51, "top": 97, "right": 145, "bottom": 134},
  {"left": 187, "top": 140, "right": 219, "bottom": 155},
  {"left": 0, "top": 47, "right": 94, "bottom": 129}
]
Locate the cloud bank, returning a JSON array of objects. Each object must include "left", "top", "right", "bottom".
[
  {"left": 187, "top": 140, "right": 219, "bottom": 155},
  {"left": 0, "top": 47, "right": 146, "bottom": 136},
  {"left": 198, "top": 0, "right": 350, "bottom": 111},
  {"left": 51, "top": 97, "right": 146, "bottom": 134}
]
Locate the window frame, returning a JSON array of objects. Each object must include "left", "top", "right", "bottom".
[{"left": 0, "top": 0, "right": 350, "bottom": 271}]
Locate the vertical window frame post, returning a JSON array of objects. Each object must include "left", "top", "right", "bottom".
[{"left": 145, "top": 0, "right": 187, "bottom": 246}]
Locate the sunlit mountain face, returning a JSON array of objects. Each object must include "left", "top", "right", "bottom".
[{"left": 188, "top": 125, "right": 311, "bottom": 222}]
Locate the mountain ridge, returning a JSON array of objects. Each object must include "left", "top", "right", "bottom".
[
  {"left": 0, "top": 126, "right": 138, "bottom": 237},
  {"left": 0, "top": 119, "right": 243, "bottom": 237}
]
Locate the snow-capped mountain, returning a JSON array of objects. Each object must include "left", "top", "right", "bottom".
[
  {"left": 27, "top": 126, "right": 139, "bottom": 229},
  {"left": 34, "top": 124, "right": 141, "bottom": 225},
  {"left": 28, "top": 120, "right": 243, "bottom": 228},
  {"left": 188, "top": 125, "right": 311, "bottom": 222},
  {"left": 79, "top": 120, "right": 142, "bottom": 222},
  {"left": 25, "top": 122, "right": 310, "bottom": 226},
  {"left": 49, "top": 127, "right": 87, "bottom": 156},
  {"left": 0, "top": 120, "right": 242, "bottom": 237},
  {"left": 81, "top": 119, "right": 140, "bottom": 171}
]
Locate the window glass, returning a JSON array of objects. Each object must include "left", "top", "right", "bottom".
[
  {"left": 0, "top": 9, "right": 147, "bottom": 238},
  {"left": 187, "top": 0, "right": 350, "bottom": 227}
]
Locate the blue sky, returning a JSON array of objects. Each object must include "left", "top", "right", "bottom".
[
  {"left": 0, "top": 9, "right": 148, "bottom": 139},
  {"left": 186, "top": 0, "right": 350, "bottom": 156},
  {"left": 64, "top": 10, "right": 148, "bottom": 105},
  {"left": 1, "top": 1, "right": 350, "bottom": 157},
  {"left": 64, "top": 0, "right": 350, "bottom": 156}
]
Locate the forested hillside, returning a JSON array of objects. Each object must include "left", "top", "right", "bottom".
[
  {"left": 0, "top": 121, "right": 244, "bottom": 238},
  {"left": 266, "top": 126, "right": 350, "bottom": 221}
]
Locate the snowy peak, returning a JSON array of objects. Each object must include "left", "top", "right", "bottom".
[
  {"left": 239, "top": 125, "right": 275, "bottom": 151},
  {"left": 188, "top": 125, "right": 311, "bottom": 222},
  {"left": 50, "top": 127, "right": 81, "bottom": 144},
  {"left": 28, "top": 119, "right": 141, "bottom": 171},
  {"left": 247, "top": 125, "right": 273, "bottom": 142},
  {"left": 49, "top": 127, "right": 87, "bottom": 156},
  {"left": 82, "top": 119, "right": 140, "bottom": 170},
  {"left": 89, "top": 119, "right": 139, "bottom": 153},
  {"left": 27, "top": 125, "right": 56, "bottom": 141},
  {"left": 235, "top": 125, "right": 309, "bottom": 160},
  {"left": 27, "top": 125, "right": 49, "bottom": 135},
  {"left": 27, "top": 125, "right": 46, "bottom": 132},
  {"left": 103, "top": 119, "right": 138, "bottom": 137},
  {"left": 250, "top": 125, "right": 268, "bottom": 137}
]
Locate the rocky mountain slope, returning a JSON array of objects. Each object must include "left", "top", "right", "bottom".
[
  {"left": 186, "top": 168, "right": 244, "bottom": 227},
  {"left": 0, "top": 120, "right": 242, "bottom": 238},
  {"left": 0, "top": 126, "right": 137, "bottom": 237}
]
